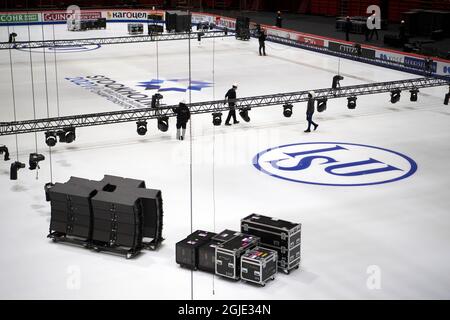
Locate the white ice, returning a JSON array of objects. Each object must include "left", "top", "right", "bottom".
[{"left": 0, "top": 23, "right": 449, "bottom": 299}]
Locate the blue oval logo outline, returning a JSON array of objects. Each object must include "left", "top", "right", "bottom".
[
  {"left": 253, "top": 142, "right": 418, "bottom": 187},
  {"left": 16, "top": 44, "right": 101, "bottom": 53}
]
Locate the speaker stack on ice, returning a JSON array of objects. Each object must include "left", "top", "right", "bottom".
[
  {"left": 176, "top": 214, "right": 301, "bottom": 286},
  {"left": 165, "top": 11, "right": 192, "bottom": 33},
  {"left": 47, "top": 175, "right": 164, "bottom": 259},
  {"left": 235, "top": 16, "right": 250, "bottom": 40}
]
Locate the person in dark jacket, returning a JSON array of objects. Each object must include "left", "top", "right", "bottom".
[
  {"left": 345, "top": 16, "right": 352, "bottom": 42},
  {"left": 276, "top": 11, "right": 282, "bottom": 28},
  {"left": 173, "top": 101, "right": 191, "bottom": 140},
  {"left": 224, "top": 84, "right": 239, "bottom": 125},
  {"left": 258, "top": 28, "right": 267, "bottom": 56},
  {"left": 305, "top": 91, "right": 318, "bottom": 133}
]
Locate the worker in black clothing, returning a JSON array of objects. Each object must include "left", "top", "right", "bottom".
[
  {"left": 276, "top": 11, "right": 282, "bottom": 28},
  {"left": 258, "top": 28, "right": 267, "bottom": 56},
  {"left": 345, "top": 16, "right": 352, "bottom": 42},
  {"left": 305, "top": 91, "right": 318, "bottom": 133},
  {"left": 173, "top": 101, "right": 191, "bottom": 140},
  {"left": 224, "top": 84, "right": 239, "bottom": 126}
]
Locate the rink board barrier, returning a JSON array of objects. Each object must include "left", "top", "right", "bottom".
[{"left": 0, "top": 9, "right": 449, "bottom": 76}]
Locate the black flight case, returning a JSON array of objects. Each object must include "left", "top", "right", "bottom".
[
  {"left": 215, "top": 233, "right": 260, "bottom": 280},
  {"left": 241, "top": 213, "right": 301, "bottom": 274},
  {"left": 240, "top": 246, "right": 278, "bottom": 286}
]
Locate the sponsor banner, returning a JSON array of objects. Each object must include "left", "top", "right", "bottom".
[
  {"left": 43, "top": 12, "right": 101, "bottom": 22},
  {"left": 438, "top": 61, "right": 450, "bottom": 76},
  {"left": 297, "top": 34, "right": 325, "bottom": 47},
  {"left": 328, "top": 41, "right": 376, "bottom": 59},
  {"left": 106, "top": 11, "right": 149, "bottom": 20},
  {"left": 376, "top": 50, "right": 405, "bottom": 64},
  {"left": 404, "top": 56, "right": 437, "bottom": 73},
  {"left": 0, "top": 13, "right": 40, "bottom": 23}
]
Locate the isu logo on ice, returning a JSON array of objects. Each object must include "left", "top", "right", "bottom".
[{"left": 253, "top": 142, "right": 417, "bottom": 186}]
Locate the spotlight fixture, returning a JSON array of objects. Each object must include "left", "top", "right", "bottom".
[
  {"left": 0, "top": 145, "right": 10, "bottom": 161},
  {"left": 332, "top": 75, "right": 344, "bottom": 90},
  {"left": 8, "top": 32, "right": 17, "bottom": 43},
  {"left": 212, "top": 112, "right": 223, "bottom": 126},
  {"left": 57, "top": 127, "right": 76, "bottom": 143},
  {"left": 317, "top": 98, "right": 328, "bottom": 112},
  {"left": 390, "top": 89, "right": 401, "bottom": 104},
  {"left": 10, "top": 161, "right": 25, "bottom": 180},
  {"left": 45, "top": 131, "right": 57, "bottom": 147},
  {"left": 136, "top": 120, "right": 148, "bottom": 136},
  {"left": 283, "top": 104, "right": 293, "bottom": 117},
  {"left": 347, "top": 97, "right": 357, "bottom": 109},
  {"left": 29, "top": 153, "right": 45, "bottom": 170},
  {"left": 157, "top": 116, "right": 169, "bottom": 132},
  {"left": 239, "top": 107, "right": 251, "bottom": 122},
  {"left": 197, "top": 31, "right": 204, "bottom": 42},
  {"left": 151, "top": 93, "right": 163, "bottom": 108},
  {"left": 410, "top": 88, "right": 419, "bottom": 102}
]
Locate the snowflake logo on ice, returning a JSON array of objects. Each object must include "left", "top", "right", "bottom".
[{"left": 137, "top": 79, "right": 213, "bottom": 92}]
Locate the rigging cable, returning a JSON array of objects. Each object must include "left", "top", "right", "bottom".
[
  {"left": 7, "top": 23, "right": 20, "bottom": 161},
  {"left": 41, "top": 23, "right": 54, "bottom": 183},
  {"left": 52, "top": 24, "right": 61, "bottom": 117},
  {"left": 211, "top": 36, "right": 217, "bottom": 296},
  {"left": 26, "top": 4, "right": 40, "bottom": 179},
  {"left": 188, "top": 28, "right": 194, "bottom": 301}
]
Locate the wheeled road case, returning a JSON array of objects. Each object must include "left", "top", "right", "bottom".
[
  {"left": 240, "top": 247, "right": 278, "bottom": 286},
  {"left": 241, "top": 213, "right": 301, "bottom": 274},
  {"left": 176, "top": 230, "right": 216, "bottom": 270},
  {"left": 215, "top": 233, "right": 259, "bottom": 280}
]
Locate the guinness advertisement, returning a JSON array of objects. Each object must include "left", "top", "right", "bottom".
[{"left": 328, "top": 41, "right": 376, "bottom": 59}]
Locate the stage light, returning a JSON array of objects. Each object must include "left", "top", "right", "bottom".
[
  {"left": 332, "top": 75, "right": 344, "bottom": 90},
  {"left": 151, "top": 93, "right": 163, "bottom": 108},
  {"left": 158, "top": 116, "right": 169, "bottom": 132},
  {"left": 317, "top": 98, "right": 328, "bottom": 112},
  {"left": 390, "top": 90, "right": 401, "bottom": 104},
  {"left": 347, "top": 97, "right": 357, "bottom": 109},
  {"left": 410, "top": 88, "right": 419, "bottom": 102},
  {"left": 239, "top": 107, "right": 251, "bottom": 122},
  {"left": 212, "top": 112, "right": 222, "bottom": 126},
  {"left": 29, "top": 153, "right": 45, "bottom": 170},
  {"left": 283, "top": 104, "right": 293, "bottom": 117},
  {"left": 57, "top": 127, "right": 76, "bottom": 143},
  {"left": 197, "top": 32, "right": 204, "bottom": 42},
  {"left": 0, "top": 145, "right": 10, "bottom": 161},
  {"left": 45, "top": 131, "right": 57, "bottom": 147},
  {"left": 10, "top": 161, "right": 25, "bottom": 180},
  {"left": 136, "top": 120, "right": 148, "bottom": 136}
]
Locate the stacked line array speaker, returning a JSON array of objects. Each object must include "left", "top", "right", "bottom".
[
  {"left": 48, "top": 175, "right": 164, "bottom": 258},
  {"left": 165, "top": 10, "right": 192, "bottom": 33},
  {"left": 235, "top": 16, "right": 250, "bottom": 40}
]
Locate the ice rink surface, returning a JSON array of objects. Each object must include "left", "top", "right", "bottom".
[{"left": 0, "top": 23, "right": 450, "bottom": 299}]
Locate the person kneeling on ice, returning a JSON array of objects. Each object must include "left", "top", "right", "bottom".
[
  {"left": 305, "top": 91, "right": 318, "bottom": 133},
  {"left": 173, "top": 100, "right": 191, "bottom": 140}
]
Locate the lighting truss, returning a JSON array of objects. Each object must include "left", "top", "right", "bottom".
[
  {"left": 0, "top": 77, "right": 448, "bottom": 136},
  {"left": 0, "top": 30, "right": 233, "bottom": 50}
]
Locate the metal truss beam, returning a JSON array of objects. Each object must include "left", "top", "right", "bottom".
[
  {"left": 0, "top": 30, "right": 233, "bottom": 50},
  {"left": 0, "top": 77, "right": 448, "bottom": 136}
]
